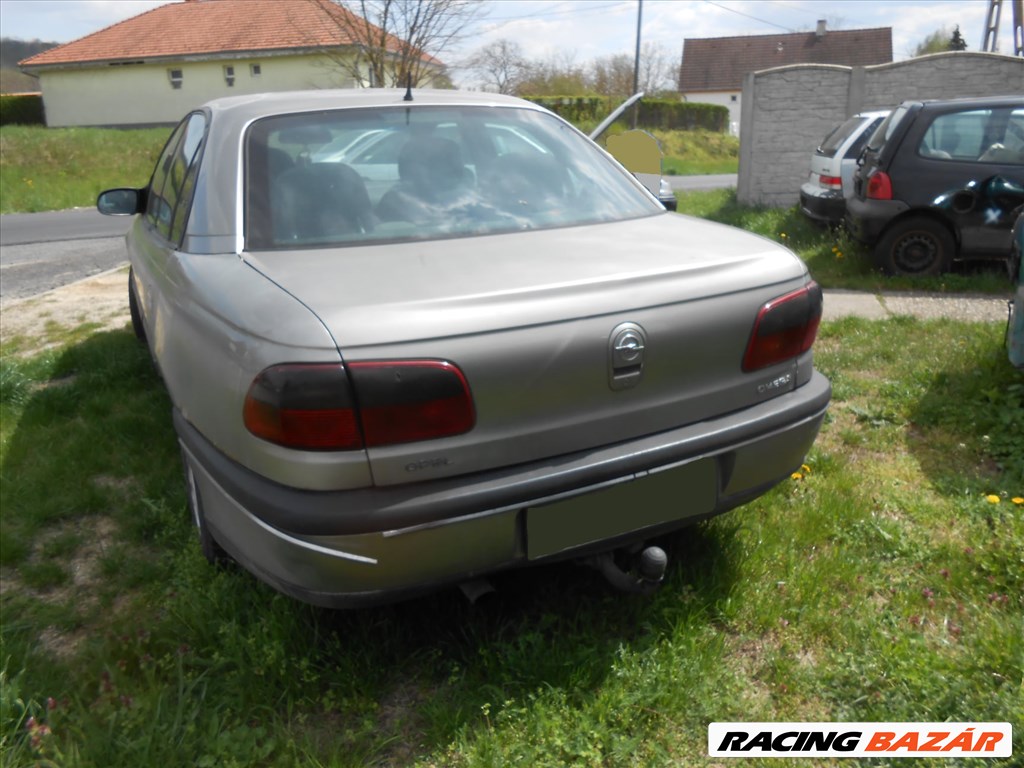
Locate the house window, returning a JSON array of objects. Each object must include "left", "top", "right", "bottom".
[
  {"left": 730, "top": 94, "right": 738, "bottom": 102},
  {"left": 250, "top": 63, "right": 262, "bottom": 77},
  {"left": 168, "top": 68, "right": 183, "bottom": 89},
  {"left": 224, "top": 65, "right": 235, "bottom": 87}
]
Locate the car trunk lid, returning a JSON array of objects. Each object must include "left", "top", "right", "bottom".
[{"left": 243, "top": 214, "right": 812, "bottom": 487}]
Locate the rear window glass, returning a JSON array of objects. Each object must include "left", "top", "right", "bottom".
[
  {"left": 245, "top": 105, "right": 661, "bottom": 250},
  {"left": 817, "top": 116, "right": 867, "bottom": 158},
  {"left": 866, "top": 106, "right": 910, "bottom": 152}
]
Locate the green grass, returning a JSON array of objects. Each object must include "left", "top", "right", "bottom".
[
  {"left": 0, "top": 125, "right": 169, "bottom": 213},
  {"left": 1, "top": 317, "right": 1021, "bottom": 766},
  {"left": 0, "top": 124, "right": 736, "bottom": 217},
  {"left": 675, "top": 188, "right": 1014, "bottom": 294}
]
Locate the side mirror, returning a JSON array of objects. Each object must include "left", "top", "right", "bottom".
[{"left": 97, "top": 188, "right": 145, "bottom": 216}]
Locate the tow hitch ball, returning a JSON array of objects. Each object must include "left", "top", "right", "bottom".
[{"left": 586, "top": 544, "right": 668, "bottom": 594}]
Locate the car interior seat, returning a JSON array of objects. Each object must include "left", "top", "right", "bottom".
[
  {"left": 376, "top": 136, "right": 472, "bottom": 222},
  {"left": 271, "top": 163, "right": 374, "bottom": 244}
]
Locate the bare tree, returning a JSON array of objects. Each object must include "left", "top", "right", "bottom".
[
  {"left": 589, "top": 43, "right": 675, "bottom": 99},
  {"left": 463, "top": 38, "right": 529, "bottom": 94},
  {"left": 315, "top": 0, "right": 481, "bottom": 87},
  {"left": 515, "top": 50, "right": 588, "bottom": 95}
]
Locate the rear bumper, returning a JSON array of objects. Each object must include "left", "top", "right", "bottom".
[
  {"left": 176, "top": 371, "right": 831, "bottom": 607},
  {"left": 799, "top": 185, "right": 845, "bottom": 224},
  {"left": 846, "top": 196, "right": 908, "bottom": 244}
]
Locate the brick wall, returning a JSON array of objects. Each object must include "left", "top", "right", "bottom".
[{"left": 737, "top": 52, "right": 1024, "bottom": 208}]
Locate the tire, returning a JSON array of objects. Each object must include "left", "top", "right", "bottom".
[
  {"left": 181, "top": 449, "right": 230, "bottom": 565},
  {"left": 875, "top": 216, "right": 955, "bottom": 276},
  {"left": 128, "top": 267, "right": 147, "bottom": 343}
]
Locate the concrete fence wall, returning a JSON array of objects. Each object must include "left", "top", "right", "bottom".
[{"left": 737, "top": 52, "right": 1024, "bottom": 209}]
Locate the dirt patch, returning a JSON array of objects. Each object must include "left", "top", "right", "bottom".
[{"left": 0, "top": 267, "right": 130, "bottom": 355}]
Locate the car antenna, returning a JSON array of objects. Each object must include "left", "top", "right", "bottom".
[{"left": 403, "top": 74, "right": 413, "bottom": 102}]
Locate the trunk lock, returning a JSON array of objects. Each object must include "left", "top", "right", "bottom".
[{"left": 609, "top": 322, "right": 647, "bottom": 390}]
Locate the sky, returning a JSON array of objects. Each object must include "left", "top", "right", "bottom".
[{"left": 0, "top": 0, "right": 1004, "bottom": 83}]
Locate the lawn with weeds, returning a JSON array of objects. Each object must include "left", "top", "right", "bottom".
[
  {"left": 674, "top": 188, "right": 1014, "bottom": 295},
  {"left": 0, "top": 126, "right": 170, "bottom": 213},
  {"left": 1, "top": 314, "right": 1021, "bottom": 766}
]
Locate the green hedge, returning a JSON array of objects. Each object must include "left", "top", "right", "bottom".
[
  {"left": 524, "top": 95, "right": 728, "bottom": 132},
  {"left": 0, "top": 94, "right": 45, "bottom": 126}
]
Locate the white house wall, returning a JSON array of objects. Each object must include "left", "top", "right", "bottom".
[
  {"left": 37, "top": 54, "right": 359, "bottom": 127},
  {"left": 681, "top": 91, "right": 740, "bottom": 136}
]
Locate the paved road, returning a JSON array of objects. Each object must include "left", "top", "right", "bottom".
[
  {"left": 666, "top": 173, "right": 736, "bottom": 191},
  {"left": 0, "top": 174, "right": 736, "bottom": 302},
  {"left": 1, "top": 209, "right": 131, "bottom": 302}
]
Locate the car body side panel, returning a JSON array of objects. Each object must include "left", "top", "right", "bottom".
[{"left": 129, "top": 217, "right": 374, "bottom": 490}]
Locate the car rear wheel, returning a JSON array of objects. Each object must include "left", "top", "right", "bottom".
[
  {"left": 876, "top": 217, "right": 955, "bottom": 276},
  {"left": 182, "top": 450, "right": 229, "bottom": 565}
]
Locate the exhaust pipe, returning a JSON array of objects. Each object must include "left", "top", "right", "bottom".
[
  {"left": 458, "top": 578, "right": 496, "bottom": 604},
  {"left": 586, "top": 545, "right": 668, "bottom": 595}
]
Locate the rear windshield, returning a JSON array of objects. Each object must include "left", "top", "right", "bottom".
[
  {"left": 245, "top": 105, "right": 662, "bottom": 250},
  {"left": 865, "top": 105, "right": 911, "bottom": 153},
  {"left": 817, "top": 116, "right": 868, "bottom": 158}
]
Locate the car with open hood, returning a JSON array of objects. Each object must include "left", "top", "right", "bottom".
[{"left": 98, "top": 89, "right": 830, "bottom": 608}]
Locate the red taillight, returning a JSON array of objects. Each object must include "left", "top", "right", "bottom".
[
  {"left": 348, "top": 360, "right": 475, "bottom": 447},
  {"left": 819, "top": 174, "right": 842, "bottom": 191},
  {"left": 743, "top": 282, "right": 823, "bottom": 372},
  {"left": 243, "top": 360, "right": 474, "bottom": 451},
  {"left": 866, "top": 170, "right": 893, "bottom": 200},
  {"left": 243, "top": 363, "right": 362, "bottom": 450}
]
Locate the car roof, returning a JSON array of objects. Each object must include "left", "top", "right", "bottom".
[
  {"left": 897, "top": 95, "right": 1024, "bottom": 111},
  {"left": 204, "top": 88, "right": 542, "bottom": 123}
]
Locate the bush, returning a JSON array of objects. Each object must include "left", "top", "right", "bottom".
[
  {"left": 0, "top": 94, "right": 45, "bottom": 126},
  {"left": 523, "top": 95, "right": 728, "bottom": 132}
]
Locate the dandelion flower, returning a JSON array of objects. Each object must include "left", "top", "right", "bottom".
[
  {"left": 1012, "top": 497, "right": 1023, "bottom": 505},
  {"left": 801, "top": 464, "right": 812, "bottom": 474},
  {"left": 791, "top": 472, "right": 803, "bottom": 480},
  {"left": 985, "top": 494, "right": 1000, "bottom": 504}
]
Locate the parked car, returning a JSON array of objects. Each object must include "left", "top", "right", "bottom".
[
  {"left": 1008, "top": 212, "right": 1024, "bottom": 370},
  {"left": 97, "top": 89, "right": 830, "bottom": 608},
  {"left": 799, "top": 110, "right": 890, "bottom": 225},
  {"left": 846, "top": 95, "right": 1024, "bottom": 275}
]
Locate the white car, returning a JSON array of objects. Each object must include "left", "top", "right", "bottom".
[{"left": 800, "top": 110, "right": 889, "bottom": 225}]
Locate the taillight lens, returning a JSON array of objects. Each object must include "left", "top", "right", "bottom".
[
  {"left": 743, "top": 282, "right": 823, "bottom": 372},
  {"left": 348, "top": 360, "right": 475, "bottom": 447},
  {"left": 866, "top": 170, "right": 893, "bottom": 200},
  {"left": 243, "top": 360, "right": 474, "bottom": 451},
  {"left": 819, "top": 174, "right": 842, "bottom": 191},
  {"left": 244, "top": 363, "right": 362, "bottom": 450}
]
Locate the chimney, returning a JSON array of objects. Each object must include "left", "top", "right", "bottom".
[{"left": 816, "top": 20, "right": 827, "bottom": 39}]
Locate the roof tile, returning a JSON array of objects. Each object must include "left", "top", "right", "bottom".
[
  {"left": 20, "top": 0, "right": 437, "bottom": 67},
  {"left": 679, "top": 26, "right": 892, "bottom": 91}
]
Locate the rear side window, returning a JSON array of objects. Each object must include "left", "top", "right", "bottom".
[
  {"left": 918, "top": 107, "right": 1024, "bottom": 164},
  {"left": 146, "top": 112, "right": 208, "bottom": 243}
]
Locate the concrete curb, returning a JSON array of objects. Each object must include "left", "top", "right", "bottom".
[{"left": 823, "top": 289, "right": 1011, "bottom": 324}]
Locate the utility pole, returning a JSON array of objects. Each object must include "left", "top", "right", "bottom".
[
  {"left": 632, "top": 0, "right": 643, "bottom": 128},
  {"left": 982, "top": 0, "right": 1002, "bottom": 51}
]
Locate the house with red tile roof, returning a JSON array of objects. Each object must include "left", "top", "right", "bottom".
[
  {"left": 678, "top": 21, "right": 892, "bottom": 135},
  {"left": 18, "top": 0, "right": 446, "bottom": 127}
]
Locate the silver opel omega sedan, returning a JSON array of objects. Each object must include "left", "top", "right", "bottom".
[{"left": 98, "top": 89, "right": 830, "bottom": 607}]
